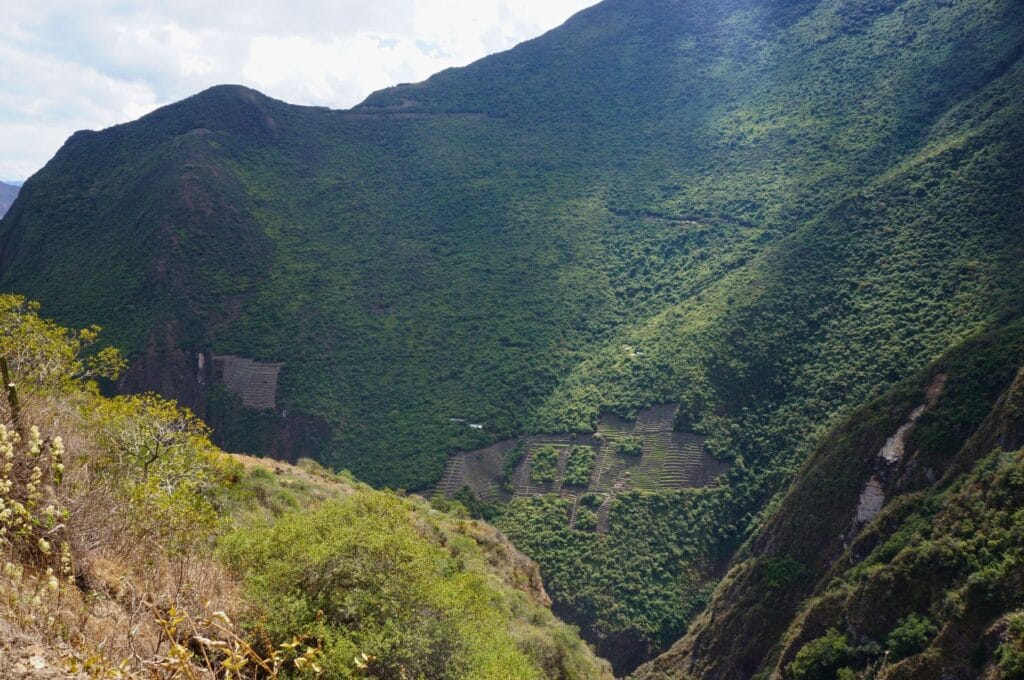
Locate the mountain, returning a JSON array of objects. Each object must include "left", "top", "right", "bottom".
[
  {"left": 0, "top": 182, "right": 18, "bottom": 218},
  {"left": 1, "top": 0, "right": 1022, "bottom": 673},
  {"left": 0, "top": 295, "right": 612, "bottom": 678},
  {"left": 635, "top": 320, "right": 1024, "bottom": 679}
]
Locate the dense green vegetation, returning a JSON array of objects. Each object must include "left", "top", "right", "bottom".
[
  {"left": 562, "top": 445, "right": 595, "bottom": 486},
  {"left": 615, "top": 436, "right": 644, "bottom": 457},
  {"left": 498, "top": 488, "right": 725, "bottom": 669},
  {"left": 635, "top": 323, "right": 1024, "bottom": 678},
  {"left": 774, "top": 443, "right": 1024, "bottom": 679},
  {"left": 2, "top": 0, "right": 1023, "bottom": 672},
  {"left": 499, "top": 442, "right": 526, "bottom": 493},
  {"left": 0, "top": 297, "right": 611, "bottom": 678},
  {"left": 5, "top": 0, "right": 1020, "bottom": 490},
  {"left": 221, "top": 496, "right": 538, "bottom": 679},
  {"left": 530, "top": 445, "right": 559, "bottom": 483}
]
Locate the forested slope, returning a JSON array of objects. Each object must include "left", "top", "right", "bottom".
[
  {"left": 3, "top": 0, "right": 1020, "bottom": 487},
  {"left": 0, "top": 296, "right": 611, "bottom": 678},
  {"left": 1, "top": 0, "right": 1022, "bottom": 672},
  {"left": 634, "top": 320, "right": 1024, "bottom": 679}
]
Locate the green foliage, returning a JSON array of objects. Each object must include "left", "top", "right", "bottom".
[
  {"left": 615, "top": 437, "right": 644, "bottom": 457},
  {"left": 9, "top": 0, "right": 1022, "bottom": 498},
  {"left": 997, "top": 613, "right": 1024, "bottom": 678},
  {"left": 624, "top": 323, "right": 1024, "bottom": 678},
  {"left": 219, "top": 493, "right": 541, "bottom": 679},
  {"left": 563, "top": 446, "right": 595, "bottom": 487},
  {"left": 0, "top": 298, "right": 610, "bottom": 678},
  {"left": 3, "top": 0, "right": 1024, "bottom": 672},
  {"left": 784, "top": 629, "right": 852, "bottom": 680},
  {"left": 574, "top": 507, "right": 598, "bottom": 532},
  {"left": 451, "top": 485, "right": 500, "bottom": 521},
  {"left": 760, "top": 556, "right": 808, "bottom": 590},
  {"left": 0, "top": 294, "right": 125, "bottom": 391},
  {"left": 886, "top": 614, "right": 938, "bottom": 661},
  {"left": 498, "top": 488, "right": 728, "bottom": 672},
  {"left": 530, "top": 445, "right": 559, "bottom": 483}
]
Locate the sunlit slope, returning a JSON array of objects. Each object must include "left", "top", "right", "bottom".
[{"left": 1, "top": 0, "right": 1021, "bottom": 496}]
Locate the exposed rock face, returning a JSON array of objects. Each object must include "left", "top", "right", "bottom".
[{"left": 855, "top": 477, "right": 885, "bottom": 523}]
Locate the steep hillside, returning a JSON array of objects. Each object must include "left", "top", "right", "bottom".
[
  {"left": 0, "top": 296, "right": 611, "bottom": 679},
  {"left": 634, "top": 321, "right": 1024, "bottom": 678},
  {"left": 0, "top": 182, "right": 18, "bottom": 218},
  {"left": 1, "top": 0, "right": 1023, "bottom": 672},
  {"left": 3, "top": 0, "right": 1021, "bottom": 488}
]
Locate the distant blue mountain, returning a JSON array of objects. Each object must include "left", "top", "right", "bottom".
[{"left": 0, "top": 182, "right": 19, "bottom": 218}]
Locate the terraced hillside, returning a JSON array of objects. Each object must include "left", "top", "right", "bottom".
[
  {"left": 212, "top": 354, "right": 282, "bottom": 410},
  {"left": 3, "top": 0, "right": 1023, "bottom": 674},
  {"left": 434, "top": 404, "right": 728, "bottom": 533}
]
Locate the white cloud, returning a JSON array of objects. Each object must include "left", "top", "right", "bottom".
[{"left": 0, "top": 0, "right": 596, "bottom": 182}]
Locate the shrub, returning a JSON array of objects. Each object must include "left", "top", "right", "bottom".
[
  {"left": 452, "top": 485, "right": 499, "bottom": 520},
  {"left": 0, "top": 422, "right": 74, "bottom": 635},
  {"left": 219, "top": 493, "right": 539, "bottom": 679},
  {"left": 562, "top": 446, "right": 595, "bottom": 487},
  {"left": 499, "top": 442, "right": 526, "bottom": 492},
  {"left": 530, "top": 446, "right": 559, "bottom": 483},
  {"left": 886, "top": 613, "right": 938, "bottom": 661},
  {"left": 761, "top": 555, "right": 808, "bottom": 589},
  {"left": 784, "top": 629, "right": 852, "bottom": 680},
  {"left": 615, "top": 436, "right": 643, "bottom": 457},
  {"left": 996, "top": 613, "right": 1024, "bottom": 678},
  {"left": 574, "top": 507, "right": 598, "bottom": 532}
]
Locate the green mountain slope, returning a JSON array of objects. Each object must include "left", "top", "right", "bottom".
[
  {"left": 633, "top": 320, "right": 1024, "bottom": 679},
  {"left": 1, "top": 0, "right": 1023, "bottom": 672},
  {"left": 0, "top": 295, "right": 612, "bottom": 679},
  {"left": 4, "top": 0, "right": 1021, "bottom": 487},
  {"left": 506, "top": 43, "right": 1024, "bottom": 669}
]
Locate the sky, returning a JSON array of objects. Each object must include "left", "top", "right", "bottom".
[{"left": 0, "top": 0, "right": 597, "bottom": 182}]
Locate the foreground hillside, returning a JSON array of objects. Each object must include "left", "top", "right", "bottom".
[
  {"left": 0, "top": 296, "right": 611, "bottom": 678},
  {"left": 2, "top": 0, "right": 1023, "bottom": 673}
]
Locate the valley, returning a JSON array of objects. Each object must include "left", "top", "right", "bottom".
[{"left": 1, "top": 0, "right": 1022, "bottom": 676}]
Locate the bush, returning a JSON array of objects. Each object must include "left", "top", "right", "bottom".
[
  {"left": 785, "top": 629, "right": 852, "bottom": 680},
  {"left": 452, "top": 485, "right": 499, "bottom": 520},
  {"left": 219, "top": 493, "right": 540, "bottom": 679},
  {"left": 499, "top": 442, "right": 526, "bottom": 492},
  {"left": 530, "top": 445, "right": 559, "bottom": 483},
  {"left": 886, "top": 613, "right": 938, "bottom": 661},
  {"left": 574, "top": 507, "right": 598, "bottom": 532},
  {"left": 563, "top": 446, "right": 595, "bottom": 487},
  {"left": 761, "top": 555, "right": 808, "bottom": 590},
  {"left": 996, "top": 613, "right": 1024, "bottom": 678},
  {"left": 615, "top": 436, "right": 643, "bottom": 457}
]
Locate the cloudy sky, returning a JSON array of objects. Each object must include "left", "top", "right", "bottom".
[{"left": 0, "top": 0, "right": 597, "bottom": 182}]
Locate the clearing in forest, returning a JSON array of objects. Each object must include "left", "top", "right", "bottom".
[{"left": 433, "top": 403, "right": 729, "bottom": 532}]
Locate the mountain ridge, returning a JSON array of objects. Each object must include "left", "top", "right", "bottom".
[{"left": 2, "top": 0, "right": 1023, "bottom": 672}]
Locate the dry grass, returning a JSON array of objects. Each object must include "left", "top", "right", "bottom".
[{"left": 0, "top": 391, "right": 251, "bottom": 678}]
